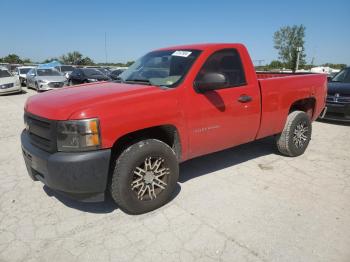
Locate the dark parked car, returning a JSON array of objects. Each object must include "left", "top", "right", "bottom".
[
  {"left": 55, "top": 65, "right": 75, "bottom": 79},
  {"left": 323, "top": 67, "right": 350, "bottom": 122},
  {"left": 68, "top": 68, "right": 110, "bottom": 85},
  {"left": 96, "top": 67, "right": 111, "bottom": 76},
  {"left": 109, "top": 69, "right": 126, "bottom": 80}
]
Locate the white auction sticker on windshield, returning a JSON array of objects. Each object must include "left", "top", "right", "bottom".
[{"left": 172, "top": 51, "right": 192, "bottom": 57}]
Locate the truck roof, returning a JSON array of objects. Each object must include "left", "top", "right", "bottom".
[{"left": 155, "top": 43, "right": 245, "bottom": 51}]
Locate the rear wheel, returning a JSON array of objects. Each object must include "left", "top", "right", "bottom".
[
  {"left": 276, "top": 110, "right": 312, "bottom": 157},
  {"left": 110, "top": 139, "right": 179, "bottom": 214}
]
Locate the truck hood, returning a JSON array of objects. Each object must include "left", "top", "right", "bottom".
[
  {"left": 25, "top": 82, "right": 163, "bottom": 120},
  {"left": 327, "top": 82, "right": 350, "bottom": 96}
]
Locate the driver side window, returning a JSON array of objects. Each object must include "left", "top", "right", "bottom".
[{"left": 196, "top": 49, "right": 246, "bottom": 88}]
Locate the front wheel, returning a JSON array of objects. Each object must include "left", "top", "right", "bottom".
[
  {"left": 276, "top": 110, "right": 312, "bottom": 157},
  {"left": 110, "top": 139, "right": 179, "bottom": 214}
]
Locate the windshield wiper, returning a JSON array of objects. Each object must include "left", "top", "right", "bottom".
[{"left": 116, "top": 78, "right": 169, "bottom": 89}]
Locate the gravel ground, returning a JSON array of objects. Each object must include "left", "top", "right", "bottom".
[{"left": 1, "top": 88, "right": 350, "bottom": 262}]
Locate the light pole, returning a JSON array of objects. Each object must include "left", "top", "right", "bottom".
[
  {"left": 104, "top": 32, "right": 108, "bottom": 64},
  {"left": 295, "top": 46, "right": 302, "bottom": 71}
]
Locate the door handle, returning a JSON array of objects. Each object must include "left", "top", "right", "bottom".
[{"left": 238, "top": 95, "right": 252, "bottom": 103}]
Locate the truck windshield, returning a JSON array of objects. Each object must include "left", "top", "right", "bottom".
[
  {"left": 331, "top": 68, "right": 350, "bottom": 83},
  {"left": 118, "top": 49, "right": 201, "bottom": 87}
]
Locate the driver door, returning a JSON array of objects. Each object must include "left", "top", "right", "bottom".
[{"left": 186, "top": 48, "right": 261, "bottom": 158}]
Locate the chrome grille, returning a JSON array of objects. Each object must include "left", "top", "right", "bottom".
[
  {"left": 48, "top": 82, "right": 64, "bottom": 88},
  {"left": 326, "top": 94, "right": 350, "bottom": 104}
]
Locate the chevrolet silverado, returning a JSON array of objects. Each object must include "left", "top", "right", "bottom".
[{"left": 21, "top": 43, "right": 327, "bottom": 214}]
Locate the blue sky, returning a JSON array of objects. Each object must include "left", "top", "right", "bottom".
[{"left": 1, "top": 0, "right": 349, "bottom": 65}]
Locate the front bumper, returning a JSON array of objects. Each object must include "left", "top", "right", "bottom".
[
  {"left": 322, "top": 102, "right": 350, "bottom": 122},
  {"left": 0, "top": 84, "right": 22, "bottom": 95},
  {"left": 21, "top": 130, "right": 111, "bottom": 202}
]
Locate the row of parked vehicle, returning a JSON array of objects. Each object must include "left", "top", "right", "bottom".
[{"left": 0, "top": 64, "right": 126, "bottom": 94}]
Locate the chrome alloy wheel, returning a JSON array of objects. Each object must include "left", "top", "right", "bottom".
[
  {"left": 293, "top": 122, "right": 309, "bottom": 148},
  {"left": 131, "top": 157, "right": 170, "bottom": 201}
]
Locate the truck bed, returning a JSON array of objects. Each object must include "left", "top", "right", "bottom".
[{"left": 255, "top": 72, "right": 327, "bottom": 139}]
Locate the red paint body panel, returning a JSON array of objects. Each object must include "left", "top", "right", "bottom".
[
  {"left": 24, "top": 43, "right": 327, "bottom": 162},
  {"left": 255, "top": 74, "right": 327, "bottom": 139}
]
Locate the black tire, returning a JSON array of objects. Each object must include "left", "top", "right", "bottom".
[
  {"left": 276, "top": 110, "right": 312, "bottom": 157},
  {"left": 35, "top": 82, "right": 39, "bottom": 92},
  {"left": 110, "top": 139, "right": 179, "bottom": 214},
  {"left": 26, "top": 81, "right": 30, "bottom": 89},
  {"left": 68, "top": 80, "right": 73, "bottom": 86}
]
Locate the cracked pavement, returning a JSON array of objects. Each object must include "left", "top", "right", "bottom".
[{"left": 1, "top": 89, "right": 350, "bottom": 262}]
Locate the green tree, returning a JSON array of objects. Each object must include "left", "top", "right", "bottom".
[
  {"left": 60, "top": 51, "right": 83, "bottom": 65},
  {"left": 269, "top": 60, "right": 285, "bottom": 69},
  {"left": 322, "top": 63, "right": 347, "bottom": 69},
  {"left": 79, "top": 56, "right": 94, "bottom": 65},
  {"left": 273, "top": 25, "right": 306, "bottom": 71},
  {"left": 22, "top": 58, "right": 32, "bottom": 64},
  {"left": 2, "top": 54, "right": 23, "bottom": 64},
  {"left": 42, "top": 57, "right": 60, "bottom": 63},
  {"left": 60, "top": 51, "right": 94, "bottom": 65}
]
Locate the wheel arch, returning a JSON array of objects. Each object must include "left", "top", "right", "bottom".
[
  {"left": 110, "top": 124, "right": 182, "bottom": 162},
  {"left": 289, "top": 97, "right": 316, "bottom": 119}
]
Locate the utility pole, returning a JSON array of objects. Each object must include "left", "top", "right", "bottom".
[
  {"left": 295, "top": 46, "right": 302, "bottom": 71},
  {"left": 104, "top": 32, "right": 108, "bottom": 64}
]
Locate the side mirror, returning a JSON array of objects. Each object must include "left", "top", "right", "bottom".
[{"left": 194, "top": 73, "right": 227, "bottom": 93}]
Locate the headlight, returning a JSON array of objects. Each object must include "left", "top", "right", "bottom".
[
  {"left": 38, "top": 79, "right": 48, "bottom": 83},
  {"left": 57, "top": 118, "right": 101, "bottom": 152},
  {"left": 87, "top": 78, "right": 98, "bottom": 82}
]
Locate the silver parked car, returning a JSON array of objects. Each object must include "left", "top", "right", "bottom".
[{"left": 26, "top": 68, "right": 68, "bottom": 91}]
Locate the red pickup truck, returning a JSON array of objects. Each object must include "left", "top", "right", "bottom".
[{"left": 21, "top": 43, "right": 327, "bottom": 214}]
